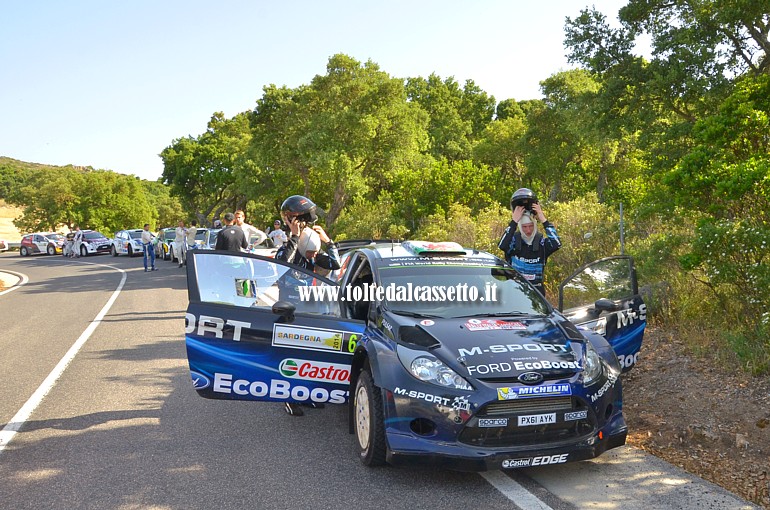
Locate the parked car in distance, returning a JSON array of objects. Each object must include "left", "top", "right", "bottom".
[
  {"left": 0, "top": 239, "right": 8, "bottom": 252},
  {"left": 19, "top": 232, "right": 65, "bottom": 256},
  {"left": 111, "top": 229, "right": 145, "bottom": 257},
  {"left": 78, "top": 230, "right": 112, "bottom": 257},
  {"left": 155, "top": 227, "right": 176, "bottom": 260}
]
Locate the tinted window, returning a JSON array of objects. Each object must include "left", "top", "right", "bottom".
[
  {"left": 84, "top": 231, "right": 107, "bottom": 240},
  {"left": 128, "top": 231, "right": 142, "bottom": 239}
]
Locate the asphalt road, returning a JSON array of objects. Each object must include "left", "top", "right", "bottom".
[{"left": 0, "top": 252, "right": 760, "bottom": 510}]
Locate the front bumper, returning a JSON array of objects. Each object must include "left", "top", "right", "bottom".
[{"left": 385, "top": 418, "right": 627, "bottom": 471}]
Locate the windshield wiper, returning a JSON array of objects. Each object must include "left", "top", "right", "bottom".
[
  {"left": 454, "top": 311, "right": 534, "bottom": 318},
  {"left": 389, "top": 310, "right": 440, "bottom": 319}
]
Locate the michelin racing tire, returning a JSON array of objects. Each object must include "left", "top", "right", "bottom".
[
  {"left": 355, "top": 370, "right": 387, "bottom": 467},
  {"left": 111, "top": 245, "right": 118, "bottom": 257},
  {"left": 47, "top": 244, "right": 56, "bottom": 255}
]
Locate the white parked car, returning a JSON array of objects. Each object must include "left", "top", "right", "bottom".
[
  {"left": 0, "top": 239, "right": 8, "bottom": 252},
  {"left": 111, "top": 229, "right": 145, "bottom": 257}
]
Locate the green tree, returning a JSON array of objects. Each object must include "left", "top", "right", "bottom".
[{"left": 161, "top": 112, "right": 255, "bottom": 224}]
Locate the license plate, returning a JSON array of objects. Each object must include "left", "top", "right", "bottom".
[{"left": 518, "top": 413, "right": 556, "bottom": 426}]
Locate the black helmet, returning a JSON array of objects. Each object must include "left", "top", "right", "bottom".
[
  {"left": 281, "top": 195, "right": 318, "bottom": 224},
  {"left": 510, "top": 188, "right": 538, "bottom": 210}
]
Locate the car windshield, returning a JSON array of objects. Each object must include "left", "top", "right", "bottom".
[
  {"left": 196, "top": 229, "right": 207, "bottom": 241},
  {"left": 163, "top": 230, "right": 175, "bottom": 240},
  {"left": 380, "top": 264, "right": 550, "bottom": 319},
  {"left": 208, "top": 230, "right": 220, "bottom": 247},
  {"left": 84, "top": 231, "right": 106, "bottom": 240},
  {"left": 47, "top": 234, "right": 64, "bottom": 241},
  {"left": 128, "top": 231, "right": 143, "bottom": 239}
]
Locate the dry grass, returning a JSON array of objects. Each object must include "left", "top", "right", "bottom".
[{"left": 0, "top": 200, "right": 22, "bottom": 242}]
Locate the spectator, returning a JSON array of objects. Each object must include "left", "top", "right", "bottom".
[
  {"left": 267, "top": 219, "right": 288, "bottom": 248},
  {"left": 215, "top": 212, "right": 248, "bottom": 252},
  {"left": 234, "top": 209, "right": 267, "bottom": 247}
]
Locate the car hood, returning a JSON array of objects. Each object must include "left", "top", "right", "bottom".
[{"left": 390, "top": 315, "right": 584, "bottom": 380}]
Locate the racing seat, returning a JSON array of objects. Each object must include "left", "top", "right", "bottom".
[{"left": 349, "top": 274, "right": 373, "bottom": 321}]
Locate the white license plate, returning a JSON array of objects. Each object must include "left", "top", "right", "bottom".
[{"left": 518, "top": 413, "right": 556, "bottom": 426}]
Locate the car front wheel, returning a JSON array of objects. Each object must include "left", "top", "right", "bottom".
[
  {"left": 128, "top": 246, "right": 133, "bottom": 257},
  {"left": 47, "top": 244, "right": 56, "bottom": 255},
  {"left": 111, "top": 245, "right": 118, "bottom": 256},
  {"left": 355, "top": 370, "right": 387, "bottom": 467},
  {"left": 80, "top": 245, "right": 88, "bottom": 257},
  {"left": 20, "top": 246, "right": 28, "bottom": 256}
]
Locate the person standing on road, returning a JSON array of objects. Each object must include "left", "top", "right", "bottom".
[
  {"left": 186, "top": 220, "right": 198, "bottom": 255},
  {"left": 498, "top": 188, "right": 561, "bottom": 298},
  {"left": 275, "top": 195, "right": 340, "bottom": 417},
  {"left": 141, "top": 224, "right": 158, "bottom": 272},
  {"left": 215, "top": 212, "right": 248, "bottom": 252},
  {"left": 234, "top": 210, "right": 267, "bottom": 248},
  {"left": 267, "top": 219, "right": 287, "bottom": 248},
  {"left": 72, "top": 226, "right": 84, "bottom": 258},
  {"left": 174, "top": 220, "right": 187, "bottom": 268}
]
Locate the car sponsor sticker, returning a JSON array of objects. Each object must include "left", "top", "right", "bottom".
[
  {"left": 212, "top": 373, "right": 348, "bottom": 404},
  {"left": 464, "top": 319, "right": 527, "bottom": 331},
  {"left": 279, "top": 358, "right": 350, "bottom": 385},
  {"left": 478, "top": 418, "right": 508, "bottom": 428},
  {"left": 420, "top": 319, "right": 434, "bottom": 327},
  {"left": 272, "top": 324, "right": 356, "bottom": 355},
  {"left": 502, "top": 454, "right": 569, "bottom": 469},
  {"left": 190, "top": 370, "right": 211, "bottom": 390},
  {"left": 497, "top": 384, "right": 572, "bottom": 400},
  {"left": 518, "top": 413, "right": 556, "bottom": 426},
  {"left": 589, "top": 373, "right": 618, "bottom": 402},
  {"left": 564, "top": 410, "right": 588, "bottom": 421}
]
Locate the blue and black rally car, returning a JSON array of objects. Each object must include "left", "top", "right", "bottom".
[{"left": 184, "top": 240, "right": 646, "bottom": 471}]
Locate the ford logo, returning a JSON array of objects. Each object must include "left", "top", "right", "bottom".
[
  {"left": 191, "top": 371, "right": 211, "bottom": 390},
  {"left": 518, "top": 372, "right": 543, "bottom": 384}
]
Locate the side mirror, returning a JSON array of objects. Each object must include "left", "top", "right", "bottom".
[
  {"left": 594, "top": 298, "right": 620, "bottom": 313},
  {"left": 272, "top": 301, "right": 296, "bottom": 323}
]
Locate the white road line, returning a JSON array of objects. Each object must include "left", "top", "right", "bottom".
[
  {"left": 481, "top": 471, "right": 554, "bottom": 510},
  {"left": 0, "top": 262, "right": 127, "bottom": 455},
  {"left": 0, "top": 270, "right": 29, "bottom": 296}
]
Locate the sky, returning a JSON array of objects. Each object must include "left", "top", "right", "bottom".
[{"left": 1, "top": 0, "right": 631, "bottom": 182}]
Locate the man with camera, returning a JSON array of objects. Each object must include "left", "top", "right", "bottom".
[{"left": 498, "top": 188, "right": 561, "bottom": 298}]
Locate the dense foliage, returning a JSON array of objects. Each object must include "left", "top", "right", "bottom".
[{"left": 3, "top": 2, "right": 767, "bottom": 372}]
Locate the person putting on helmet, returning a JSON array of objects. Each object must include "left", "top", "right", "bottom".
[
  {"left": 498, "top": 188, "right": 561, "bottom": 298},
  {"left": 275, "top": 195, "right": 341, "bottom": 417}
]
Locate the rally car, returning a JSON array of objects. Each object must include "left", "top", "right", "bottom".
[
  {"left": 18, "top": 232, "right": 65, "bottom": 256},
  {"left": 77, "top": 230, "right": 112, "bottom": 257},
  {"left": 111, "top": 229, "right": 145, "bottom": 257},
  {"left": 184, "top": 240, "right": 646, "bottom": 471}
]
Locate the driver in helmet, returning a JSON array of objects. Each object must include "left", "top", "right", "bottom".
[
  {"left": 498, "top": 188, "right": 561, "bottom": 298},
  {"left": 275, "top": 195, "right": 341, "bottom": 417}
]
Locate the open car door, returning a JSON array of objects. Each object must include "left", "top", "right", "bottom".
[
  {"left": 184, "top": 250, "right": 365, "bottom": 405},
  {"left": 558, "top": 256, "right": 647, "bottom": 372}
]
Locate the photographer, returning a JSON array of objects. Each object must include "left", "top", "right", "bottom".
[{"left": 498, "top": 188, "right": 561, "bottom": 298}]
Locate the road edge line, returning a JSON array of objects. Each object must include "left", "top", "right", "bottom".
[{"left": 0, "top": 262, "right": 127, "bottom": 454}]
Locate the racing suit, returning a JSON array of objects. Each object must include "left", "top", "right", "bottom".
[
  {"left": 498, "top": 219, "right": 561, "bottom": 297},
  {"left": 141, "top": 229, "right": 157, "bottom": 271},
  {"left": 275, "top": 235, "right": 341, "bottom": 302},
  {"left": 174, "top": 227, "right": 186, "bottom": 267},
  {"left": 275, "top": 234, "right": 341, "bottom": 416}
]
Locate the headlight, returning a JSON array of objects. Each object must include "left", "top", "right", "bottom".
[
  {"left": 583, "top": 342, "right": 604, "bottom": 385},
  {"left": 408, "top": 355, "right": 472, "bottom": 390}
]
